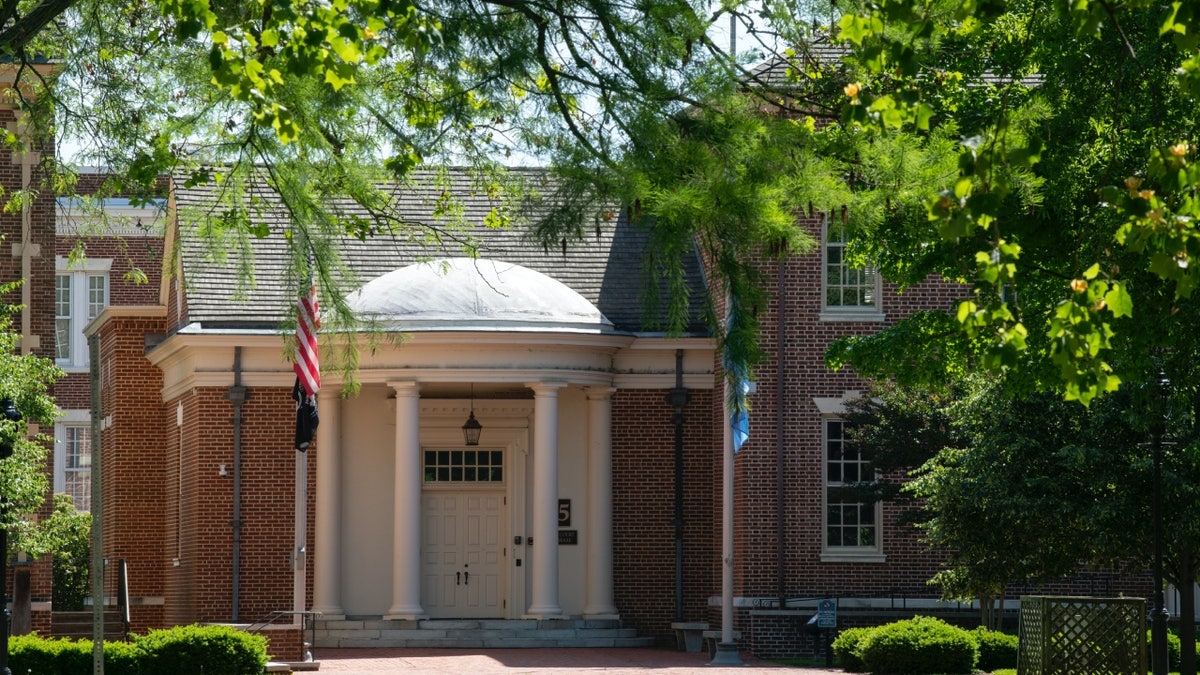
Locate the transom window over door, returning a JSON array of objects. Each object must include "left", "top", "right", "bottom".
[{"left": 424, "top": 449, "right": 504, "bottom": 483}]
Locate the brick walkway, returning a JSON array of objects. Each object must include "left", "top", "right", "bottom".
[{"left": 311, "top": 647, "right": 840, "bottom": 673}]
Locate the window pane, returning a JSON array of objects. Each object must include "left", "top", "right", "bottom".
[
  {"left": 55, "top": 319, "right": 71, "bottom": 360},
  {"left": 825, "top": 419, "right": 877, "bottom": 549},
  {"left": 56, "top": 276, "right": 71, "bottom": 360},
  {"left": 827, "top": 527, "right": 841, "bottom": 547},
  {"left": 87, "top": 275, "right": 107, "bottom": 319},
  {"left": 65, "top": 426, "right": 92, "bottom": 511},
  {"left": 824, "top": 225, "right": 879, "bottom": 310}
]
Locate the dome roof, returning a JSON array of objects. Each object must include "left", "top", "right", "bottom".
[{"left": 347, "top": 258, "right": 613, "bottom": 332}]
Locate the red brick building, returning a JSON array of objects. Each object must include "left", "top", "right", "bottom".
[
  {"left": 66, "top": 168, "right": 988, "bottom": 661},
  {"left": 0, "top": 52, "right": 1155, "bottom": 666}
]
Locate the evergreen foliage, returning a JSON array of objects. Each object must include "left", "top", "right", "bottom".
[
  {"left": 9, "top": 626, "right": 265, "bottom": 675},
  {"left": 136, "top": 624, "right": 268, "bottom": 675},
  {"left": 973, "top": 627, "right": 1019, "bottom": 671},
  {"left": 830, "top": 625, "right": 874, "bottom": 672},
  {"left": 857, "top": 616, "right": 978, "bottom": 674}
]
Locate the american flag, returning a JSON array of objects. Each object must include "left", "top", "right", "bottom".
[
  {"left": 293, "top": 277, "right": 320, "bottom": 451},
  {"left": 294, "top": 279, "right": 320, "bottom": 396}
]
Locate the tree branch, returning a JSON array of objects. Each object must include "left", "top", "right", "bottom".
[{"left": 0, "top": 0, "right": 75, "bottom": 55}]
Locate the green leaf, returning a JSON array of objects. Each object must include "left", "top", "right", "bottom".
[{"left": 1103, "top": 283, "right": 1133, "bottom": 318}]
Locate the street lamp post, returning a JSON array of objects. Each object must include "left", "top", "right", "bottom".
[
  {"left": 1150, "top": 369, "right": 1170, "bottom": 675},
  {"left": 0, "top": 397, "right": 21, "bottom": 675}
]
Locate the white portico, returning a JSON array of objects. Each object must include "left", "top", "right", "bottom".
[{"left": 310, "top": 258, "right": 702, "bottom": 622}]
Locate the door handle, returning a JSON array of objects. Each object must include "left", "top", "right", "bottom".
[
  {"left": 456, "top": 572, "right": 461, "bottom": 585},
  {"left": 464, "top": 571, "right": 469, "bottom": 585}
]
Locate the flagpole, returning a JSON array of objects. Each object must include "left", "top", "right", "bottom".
[
  {"left": 712, "top": 290, "right": 743, "bottom": 666},
  {"left": 292, "top": 248, "right": 321, "bottom": 651},
  {"left": 294, "top": 449, "right": 307, "bottom": 630},
  {"left": 711, "top": 375, "right": 742, "bottom": 665}
]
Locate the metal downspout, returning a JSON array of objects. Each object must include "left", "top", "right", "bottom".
[
  {"left": 226, "top": 347, "right": 248, "bottom": 621},
  {"left": 777, "top": 261, "right": 787, "bottom": 609},
  {"left": 666, "top": 349, "right": 691, "bottom": 621}
]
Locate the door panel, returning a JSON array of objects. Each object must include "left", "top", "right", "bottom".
[{"left": 422, "top": 492, "right": 504, "bottom": 617}]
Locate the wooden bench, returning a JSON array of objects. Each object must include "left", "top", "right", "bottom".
[
  {"left": 670, "top": 621, "right": 708, "bottom": 652},
  {"left": 702, "top": 629, "right": 742, "bottom": 658}
]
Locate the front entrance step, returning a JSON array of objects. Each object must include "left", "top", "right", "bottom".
[{"left": 314, "top": 618, "right": 654, "bottom": 649}]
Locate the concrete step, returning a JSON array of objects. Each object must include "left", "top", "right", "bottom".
[
  {"left": 50, "top": 610, "right": 128, "bottom": 640},
  {"left": 314, "top": 617, "right": 653, "bottom": 649}
]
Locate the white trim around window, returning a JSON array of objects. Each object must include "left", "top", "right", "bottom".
[
  {"left": 56, "top": 256, "right": 110, "bottom": 371},
  {"left": 820, "top": 217, "right": 884, "bottom": 323},
  {"left": 815, "top": 394, "right": 886, "bottom": 563},
  {"left": 54, "top": 410, "right": 93, "bottom": 512}
]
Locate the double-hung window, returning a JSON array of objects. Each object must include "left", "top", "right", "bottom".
[
  {"left": 54, "top": 415, "right": 92, "bottom": 511},
  {"left": 56, "top": 257, "right": 110, "bottom": 370},
  {"left": 822, "top": 418, "right": 884, "bottom": 562},
  {"left": 821, "top": 220, "right": 883, "bottom": 321}
]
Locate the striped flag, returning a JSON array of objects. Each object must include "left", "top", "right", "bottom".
[
  {"left": 293, "top": 277, "right": 320, "bottom": 451},
  {"left": 294, "top": 279, "right": 321, "bottom": 396}
]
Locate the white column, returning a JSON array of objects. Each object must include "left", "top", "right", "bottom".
[
  {"left": 583, "top": 387, "right": 618, "bottom": 618},
  {"left": 386, "top": 381, "right": 425, "bottom": 619},
  {"left": 312, "top": 387, "right": 344, "bottom": 617},
  {"left": 525, "top": 381, "right": 565, "bottom": 618}
]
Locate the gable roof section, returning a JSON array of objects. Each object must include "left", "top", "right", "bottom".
[{"left": 171, "top": 168, "right": 709, "bottom": 336}]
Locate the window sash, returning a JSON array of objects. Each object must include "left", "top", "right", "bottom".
[
  {"left": 63, "top": 425, "right": 92, "bottom": 511},
  {"left": 824, "top": 419, "right": 878, "bottom": 550},
  {"left": 824, "top": 224, "right": 879, "bottom": 310},
  {"left": 55, "top": 271, "right": 108, "bottom": 368}
]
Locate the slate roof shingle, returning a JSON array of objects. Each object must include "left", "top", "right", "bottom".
[{"left": 173, "top": 168, "right": 710, "bottom": 336}]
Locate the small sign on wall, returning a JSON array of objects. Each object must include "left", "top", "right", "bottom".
[
  {"left": 558, "top": 499, "right": 571, "bottom": 527},
  {"left": 559, "top": 530, "right": 578, "bottom": 545},
  {"left": 817, "top": 598, "right": 837, "bottom": 628}
]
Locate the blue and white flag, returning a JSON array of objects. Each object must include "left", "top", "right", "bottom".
[{"left": 723, "top": 303, "right": 751, "bottom": 453}]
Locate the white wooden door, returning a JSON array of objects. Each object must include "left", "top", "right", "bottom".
[{"left": 422, "top": 491, "right": 505, "bottom": 617}]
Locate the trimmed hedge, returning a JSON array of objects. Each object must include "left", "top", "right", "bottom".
[
  {"left": 857, "top": 616, "right": 978, "bottom": 674},
  {"left": 137, "top": 624, "right": 267, "bottom": 675},
  {"left": 7, "top": 624, "right": 269, "bottom": 675},
  {"left": 972, "top": 627, "right": 1018, "bottom": 671},
  {"left": 831, "top": 626, "right": 874, "bottom": 672}
]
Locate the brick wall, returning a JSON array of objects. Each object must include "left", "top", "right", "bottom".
[
  {"left": 160, "top": 384, "right": 312, "bottom": 626},
  {"left": 703, "top": 215, "right": 967, "bottom": 656},
  {"left": 98, "top": 315, "right": 169, "bottom": 634},
  {"left": 0, "top": 107, "right": 58, "bottom": 624},
  {"left": 612, "top": 388, "right": 715, "bottom": 645},
  {"left": 53, "top": 236, "right": 165, "bottom": 411}
]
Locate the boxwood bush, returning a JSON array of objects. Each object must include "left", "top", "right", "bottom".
[
  {"left": 136, "top": 624, "right": 268, "bottom": 675},
  {"left": 831, "top": 626, "right": 875, "bottom": 672},
  {"left": 973, "top": 627, "right": 1018, "bottom": 671},
  {"left": 858, "top": 616, "right": 978, "bottom": 674},
  {"left": 6, "top": 624, "right": 268, "bottom": 675},
  {"left": 1146, "top": 630, "right": 1182, "bottom": 672}
]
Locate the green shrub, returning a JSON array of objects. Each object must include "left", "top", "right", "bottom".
[
  {"left": 831, "top": 626, "right": 875, "bottom": 672},
  {"left": 973, "top": 627, "right": 1018, "bottom": 671},
  {"left": 858, "top": 616, "right": 978, "bottom": 674},
  {"left": 45, "top": 495, "right": 92, "bottom": 611},
  {"left": 105, "top": 639, "right": 142, "bottom": 675},
  {"left": 136, "top": 624, "right": 268, "bottom": 675},
  {"left": 8, "top": 635, "right": 100, "bottom": 675},
  {"left": 7, "top": 625, "right": 265, "bottom": 674},
  {"left": 1146, "top": 630, "right": 1182, "bottom": 671},
  {"left": 10, "top": 634, "right": 67, "bottom": 675}
]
